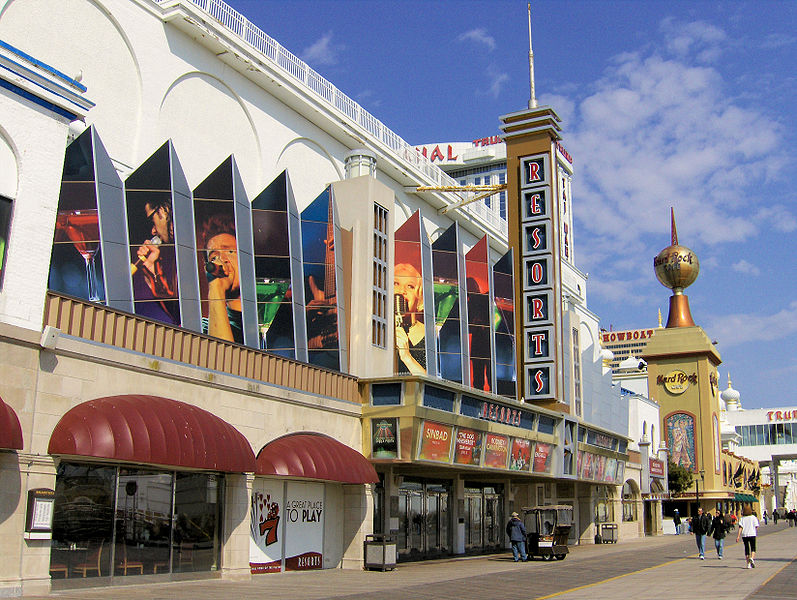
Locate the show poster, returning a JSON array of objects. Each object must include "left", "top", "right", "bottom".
[
  {"left": 372, "top": 418, "right": 399, "bottom": 459},
  {"left": 283, "top": 481, "right": 324, "bottom": 571},
  {"left": 432, "top": 224, "right": 462, "bottom": 383},
  {"left": 509, "top": 438, "right": 531, "bottom": 471},
  {"left": 595, "top": 454, "right": 606, "bottom": 481},
  {"left": 251, "top": 171, "right": 295, "bottom": 358},
  {"left": 417, "top": 421, "right": 453, "bottom": 462},
  {"left": 581, "top": 451, "right": 594, "bottom": 479},
  {"left": 532, "top": 442, "right": 552, "bottom": 473},
  {"left": 453, "top": 428, "right": 482, "bottom": 465},
  {"left": 465, "top": 236, "right": 492, "bottom": 392},
  {"left": 493, "top": 251, "right": 516, "bottom": 398},
  {"left": 124, "top": 143, "right": 180, "bottom": 325},
  {"left": 615, "top": 461, "right": 625, "bottom": 483},
  {"left": 394, "top": 211, "right": 427, "bottom": 375},
  {"left": 605, "top": 457, "right": 617, "bottom": 483},
  {"left": 666, "top": 412, "right": 695, "bottom": 471},
  {"left": 483, "top": 433, "right": 509, "bottom": 469},
  {"left": 250, "top": 479, "right": 285, "bottom": 573},
  {"left": 301, "top": 187, "right": 340, "bottom": 369},
  {"left": 194, "top": 161, "right": 243, "bottom": 344}
]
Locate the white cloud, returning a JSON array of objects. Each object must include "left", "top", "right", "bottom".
[
  {"left": 705, "top": 301, "right": 797, "bottom": 347},
  {"left": 565, "top": 18, "right": 790, "bottom": 301},
  {"left": 731, "top": 260, "right": 760, "bottom": 276},
  {"left": 485, "top": 65, "right": 509, "bottom": 99},
  {"left": 301, "top": 31, "right": 343, "bottom": 67},
  {"left": 458, "top": 28, "right": 496, "bottom": 51}
]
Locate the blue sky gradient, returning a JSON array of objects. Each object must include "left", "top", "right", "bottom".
[{"left": 227, "top": 0, "right": 797, "bottom": 409}]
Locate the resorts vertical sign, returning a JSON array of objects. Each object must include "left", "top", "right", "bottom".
[{"left": 520, "top": 153, "right": 556, "bottom": 401}]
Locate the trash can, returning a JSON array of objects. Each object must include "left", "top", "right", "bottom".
[
  {"left": 364, "top": 534, "right": 396, "bottom": 571},
  {"left": 600, "top": 522, "right": 618, "bottom": 543}
]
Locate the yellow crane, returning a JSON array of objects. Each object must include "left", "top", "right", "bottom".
[{"left": 413, "top": 184, "right": 507, "bottom": 215}]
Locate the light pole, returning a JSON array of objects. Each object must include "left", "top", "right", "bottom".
[{"left": 695, "top": 469, "right": 705, "bottom": 513}]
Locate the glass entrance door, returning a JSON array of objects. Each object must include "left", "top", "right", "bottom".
[
  {"left": 464, "top": 484, "right": 504, "bottom": 553},
  {"left": 484, "top": 488, "right": 503, "bottom": 550},
  {"left": 397, "top": 480, "right": 451, "bottom": 560}
]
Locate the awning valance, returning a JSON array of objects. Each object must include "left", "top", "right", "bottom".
[
  {"left": 48, "top": 395, "right": 255, "bottom": 473},
  {"left": 255, "top": 432, "right": 378, "bottom": 484},
  {"left": 0, "top": 396, "right": 23, "bottom": 450},
  {"left": 734, "top": 493, "right": 757, "bottom": 502}
]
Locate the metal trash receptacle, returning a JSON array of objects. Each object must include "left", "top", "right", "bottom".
[
  {"left": 364, "top": 534, "right": 396, "bottom": 571},
  {"left": 601, "top": 523, "right": 618, "bottom": 543}
]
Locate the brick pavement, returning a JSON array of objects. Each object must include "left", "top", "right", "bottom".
[{"left": 31, "top": 523, "right": 797, "bottom": 600}]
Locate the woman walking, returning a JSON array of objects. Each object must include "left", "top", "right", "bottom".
[
  {"left": 709, "top": 508, "right": 727, "bottom": 559},
  {"left": 736, "top": 505, "right": 760, "bottom": 568}
]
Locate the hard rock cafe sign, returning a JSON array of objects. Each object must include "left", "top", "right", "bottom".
[{"left": 657, "top": 370, "right": 697, "bottom": 395}]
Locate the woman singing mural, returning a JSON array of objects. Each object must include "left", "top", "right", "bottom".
[{"left": 394, "top": 262, "right": 427, "bottom": 375}]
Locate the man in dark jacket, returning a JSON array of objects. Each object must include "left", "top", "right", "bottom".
[
  {"left": 506, "top": 512, "right": 528, "bottom": 562},
  {"left": 709, "top": 509, "right": 727, "bottom": 559},
  {"left": 692, "top": 507, "right": 712, "bottom": 559}
]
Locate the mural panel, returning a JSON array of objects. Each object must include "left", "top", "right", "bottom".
[
  {"left": 394, "top": 212, "right": 427, "bottom": 375},
  {"left": 666, "top": 412, "right": 696, "bottom": 472}
]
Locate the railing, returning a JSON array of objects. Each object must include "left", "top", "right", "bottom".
[
  {"left": 43, "top": 293, "right": 360, "bottom": 404},
  {"left": 156, "top": 0, "right": 507, "bottom": 238}
]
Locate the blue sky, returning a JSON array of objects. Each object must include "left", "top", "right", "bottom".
[{"left": 226, "top": 0, "right": 797, "bottom": 410}]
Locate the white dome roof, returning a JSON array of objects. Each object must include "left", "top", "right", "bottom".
[
  {"left": 618, "top": 355, "right": 645, "bottom": 370},
  {"left": 721, "top": 373, "right": 740, "bottom": 402}
]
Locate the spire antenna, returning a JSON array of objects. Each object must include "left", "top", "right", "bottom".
[
  {"left": 670, "top": 207, "right": 678, "bottom": 246},
  {"left": 527, "top": 3, "right": 537, "bottom": 109}
]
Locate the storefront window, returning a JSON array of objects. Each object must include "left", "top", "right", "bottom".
[
  {"left": 621, "top": 482, "right": 637, "bottom": 522},
  {"left": 50, "top": 463, "right": 224, "bottom": 579},
  {"left": 594, "top": 487, "right": 612, "bottom": 523}
]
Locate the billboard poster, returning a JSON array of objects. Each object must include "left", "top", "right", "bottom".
[
  {"left": 595, "top": 454, "right": 607, "bottom": 481},
  {"left": 372, "top": 418, "right": 399, "bottom": 459},
  {"left": 576, "top": 450, "right": 583, "bottom": 475},
  {"left": 483, "top": 433, "right": 509, "bottom": 469},
  {"left": 394, "top": 212, "right": 427, "bottom": 375},
  {"left": 417, "top": 421, "right": 453, "bottom": 462},
  {"left": 666, "top": 412, "right": 695, "bottom": 472},
  {"left": 250, "top": 479, "right": 285, "bottom": 573},
  {"left": 605, "top": 457, "right": 617, "bottom": 483},
  {"left": 581, "top": 451, "right": 594, "bottom": 480},
  {"left": 493, "top": 250, "right": 516, "bottom": 398},
  {"left": 453, "top": 428, "right": 483, "bottom": 466},
  {"left": 509, "top": 438, "right": 531, "bottom": 471},
  {"left": 615, "top": 461, "right": 626, "bottom": 483},
  {"left": 124, "top": 142, "right": 188, "bottom": 326},
  {"left": 50, "top": 131, "right": 106, "bottom": 304},
  {"left": 432, "top": 224, "right": 462, "bottom": 383},
  {"left": 301, "top": 187, "right": 340, "bottom": 369},
  {"left": 194, "top": 163, "right": 243, "bottom": 344},
  {"left": 532, "top": 442, "right": 552, "bottom": 473},
  {"left": 284, "top": 481, "right": 324, "bottom": 571},
  {"left": 251, "top": 172, "right": 295, "bottom": 358},
  {"left": 466, "top": 236, "right": 492, "bottom": 392}
]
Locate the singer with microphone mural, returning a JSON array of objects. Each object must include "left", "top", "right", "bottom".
[
  {"left": 127, "top": 198, "right": 180, "bottom": 325},
  {"left": 394, "top": 262, "right": 426, "bottom": 375}
]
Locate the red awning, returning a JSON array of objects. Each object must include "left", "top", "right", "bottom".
[
  {"left": 0, "top": 396, "right": 23, "bottom": 450},
  {"left": 255, "top": 432, "right": 378, "bottom": 484},
  {"left": 48, "top": 395, "right": 255, "bottom": 473}
]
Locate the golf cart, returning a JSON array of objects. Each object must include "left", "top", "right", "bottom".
[{"left": 522, "top": 505, "right": 573, "bottom": 560}]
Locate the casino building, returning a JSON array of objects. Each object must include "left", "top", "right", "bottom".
[{"left": 0, "top": 0, "right": 634, "bottom": 595}]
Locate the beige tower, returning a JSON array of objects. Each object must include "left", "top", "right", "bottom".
[{"left": 643, "top": 211, "right": 723, "bottom": 510}]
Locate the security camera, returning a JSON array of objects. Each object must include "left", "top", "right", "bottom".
[{"left": 638, "top": 359, "right": 647, "bottom": 370}]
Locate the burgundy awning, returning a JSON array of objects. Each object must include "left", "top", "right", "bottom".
[
  {"left": 0, "top": 396, "right": 23, "bottom": 450},
  {"left": 255, "top": 432, "right": 378, "bottom": 484},
  {"left": 48, "top": 395, "right": 255, "bottom": 473}
]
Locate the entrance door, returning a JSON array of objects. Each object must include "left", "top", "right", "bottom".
[
  {"left": 464, "top": 484, "right": 504, "bottom": 553},
  {"left": 464, "top": 489, "right": 483, "bottom": 550},
  {"left": 426, "top": 484, "right": 449, "bottom": 556},
  {"left": 397, "top": 480, "right": 451, "bottom": 560},
  {"left": 484, "top": 488, "right": 503, "bottom": 550}
]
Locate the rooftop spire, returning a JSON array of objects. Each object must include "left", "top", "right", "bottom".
[
  {"left": 527, "top": 3, "right": 537, "bottom": 109},
  {"left": 671, "top": 206, "right": 678, "bottom": 246}
]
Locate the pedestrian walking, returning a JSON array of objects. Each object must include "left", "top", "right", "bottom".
[
  {"left": 506, "top": 511, "right": 528, "bottom": 562},
  {"left": 709, "top": 508, "right": 727, "bottom": 559},
  {"left": 673, "top": 509, "right": 682, "bottom": 535},
  {"left": 762, "top": 510, "right": 768, "bottom": 525},
  {"left": 736, "top": 505, "right": 760, "bottom": 568},
  {"left": 692, "top": 507, "right": 712, "bottom": 560},
  {"left": 773, "top": 509, "right": 779, "bottom": 525}
]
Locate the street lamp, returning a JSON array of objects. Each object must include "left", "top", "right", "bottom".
[{"left": 695, "top": 469, "right": 705, "bottom": 512}]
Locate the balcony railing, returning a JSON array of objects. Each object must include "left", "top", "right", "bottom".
[
  {"left": 43, "top": 293, "right": 359, "bottom": 404},
  {"left": 155, "top": 0, "right": 507, "bottom": 238}
]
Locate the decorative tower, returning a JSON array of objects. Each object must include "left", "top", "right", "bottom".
[{"left": 642, "top": 210, "right": 723, "bottom": 513}]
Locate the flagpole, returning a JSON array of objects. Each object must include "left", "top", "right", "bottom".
[{"left": 528, "top": 3, "right": 537, "bottom": 109}]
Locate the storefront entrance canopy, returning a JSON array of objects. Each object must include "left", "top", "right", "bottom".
[
  {"left": 734, "top": 493, "right": 757, "bottom": 503},
  {"left": 0, "top": 396, "right": 23, "bottom": 450},
  {"left": 256, "top": 432, "right": 378, "bottom": 484},
  {"left": 48, "top": 395, "right": 255, "bottom": 472}
]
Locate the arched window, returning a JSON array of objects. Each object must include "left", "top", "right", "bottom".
[{"left": 622, "top": 480, "right": 638, "bottom": 521}]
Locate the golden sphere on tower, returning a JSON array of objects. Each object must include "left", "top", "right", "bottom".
[{"left": 654, "top": 244, "right": 700, "bottom": 291}]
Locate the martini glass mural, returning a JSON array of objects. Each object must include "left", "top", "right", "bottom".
[
  {"left": 256, "top": 278, "right": 291, "bottom": 346},
  {"left": 433, "top": 280, "right": 458, "bottom": 336},
  {"left": 54, "top": 210, "right": 101, "bottom": 301}
]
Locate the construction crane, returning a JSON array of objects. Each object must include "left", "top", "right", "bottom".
[{"left": 412, "top": 184, "right": 507, "bottom": 215}]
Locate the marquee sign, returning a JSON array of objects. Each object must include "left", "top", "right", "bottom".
[
  {"left": 658, "top": 370, "right": 697, "bottom": 395},
  {"left": 519, "top": 152, "right": 556, "bottom": 402}
]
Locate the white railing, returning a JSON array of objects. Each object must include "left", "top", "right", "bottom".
[{"left": 157, "top": 0, "right": 506, "bottom": 237}]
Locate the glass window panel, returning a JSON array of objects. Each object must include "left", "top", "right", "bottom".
[
  {"left": 51, "top": 463, "right": 116, "bottom": 579},
  {"left": 173, "top": 472, "right": 224, "bottom": 573}
]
